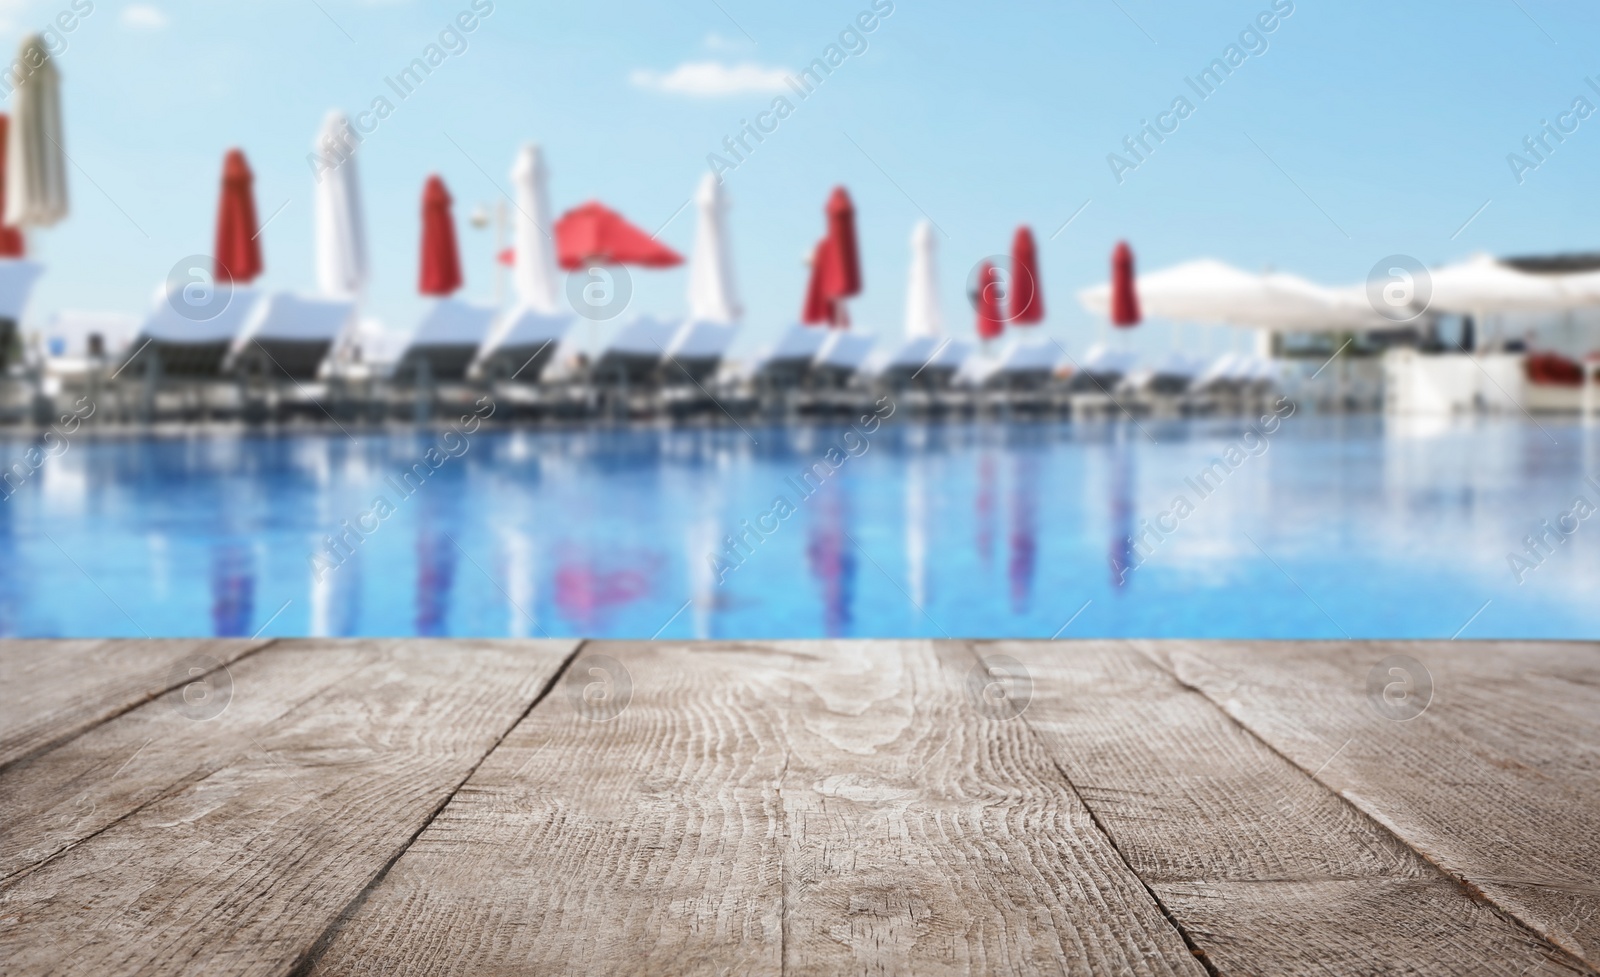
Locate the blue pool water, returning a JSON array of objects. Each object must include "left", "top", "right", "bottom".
[{"left": 2, "top": 412, "right": 1597, "bottom": 639}]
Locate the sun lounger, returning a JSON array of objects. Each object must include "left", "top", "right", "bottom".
[
  {"left": 229, "top": 292, "right": 354, "bottom": 380},
  {"left": 661, "top": 319, "right": 737, "bottom": 385},
  {"left": 590, "top": 315, "right": 680, "bottom": 387},
  {"left": 476, "top": 306, "right": 573, "bottom": 381},
  {"left": 872, "top": 335, "right": 972, "bottom": 387},
  {"left": 750, "top": 325, "right": 829, "bottom": 389},
  {"left": 123, "top": 283, "right": 263, "bottom": 378},
  {"left": 392, "top": 299, "right": 497, "bottom": 383},
  {"left": 810, "top": 331, "right": 876, "bottom": 388}
]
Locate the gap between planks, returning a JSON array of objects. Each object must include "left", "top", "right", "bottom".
[{"left": 285, "top": 638, "right": 589, "bottom": 977}]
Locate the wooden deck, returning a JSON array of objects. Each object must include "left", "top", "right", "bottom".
[{"left": 1, "top": 639, "right": 1596, "bottom": 976}]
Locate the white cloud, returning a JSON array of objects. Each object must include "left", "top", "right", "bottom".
[
  {"left": 630, "top": 61, "right": 792, "bottom": 97},
  {"left": 121, "top": 4, "right": 167, "bottom": 29}
]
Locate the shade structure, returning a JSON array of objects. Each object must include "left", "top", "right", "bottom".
[
  {"left": 904, "top": 219, "right": 941, "bottom": 339},
  {"left": 1009, "top": 225, "right": 1043, "bottom": 324},
  {"left": 801, "top": 237, "right": 834, "bottom": 325},
  {"left": 395, "top": 297, "right": 495, "bottom": 382},
  {"left": 1110, "top": 241, "right": 1140, "bottom": 327},
  {"left": 822, "top": 186, "right": 862, "bottom": 299},
  {"left": 229, "top": 292, "right": 355, "bottom": 379},
  {"left": 3, "top": 34, "right": 67, "bottom": 229},
  {"left": 0, "top": 116, "right": 25, "bottom": 257},
  {"left": 555, "top": 201, "right": 683, "bottom": 271},
  {"left": 687, "top": 173, "right": 741, "bottom": 324},
  {"left": 511, "top": 144, "right": 560, "bottom": 313},
  {"left": 1426, "top": 252, "right": 1575, "bottom": 315},
  {"left": 974, "top": 260, "right": 1004, "bottom": 341},
  {"left": 419, "top": 175, "right": 463, "bottom": 297},
  {"left": 1079, "top": 257, "right": 1391, "bottom": 332},
  {"left": 313, "top": 111, "right": 367, "bottom": 298},
  {"left": 477, "top": 304, "right": 572, "bottom": 380},
  {"left": 215, "top": 149, "right": 264, "bottom": 284}
]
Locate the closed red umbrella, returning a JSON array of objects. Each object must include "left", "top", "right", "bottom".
[
  {"left": 821, "top": 186, "right": 861, "bottom": 300},
  {"left": 975, "top": 260, "right": 1004, "bottom": 341},
  {"left": 1009, "top": 225, "right": 1043, "bottom": 324},
  {"left": 214, "top": 148, "right": 264, "bottom": 284},
  {"left": 801, "top": 237, "right": 834, "bottom": 325},
  {"left": 555, "top": 201, "right": 683, "bottom": 270},
  {"left": 419, "top": 174, "right": 463, "bottom": 296},
  {"left": 0, "top": 116, "right": 24, "bottom": 258},
  {"left": 1110, "top": 240, "right": 1140, "bottom": 327}
]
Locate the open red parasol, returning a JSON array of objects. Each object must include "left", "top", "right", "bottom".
[
  {"left": 214, "top": 148, "right": 264, "bottom": 284},
  {"left": 419, "top": 175, "right": 463, "bottom": 296},
  {"left": 555, "top": 201, "right": 683, "bottom": 271},
  {"left": 1009, "top": 225, "right": 1043, "bottom": 324},
  {"left": 1110, "top": 240, "right": 1140, "bottom": 327}
]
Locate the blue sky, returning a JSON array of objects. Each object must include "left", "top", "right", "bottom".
[{"left": 9, "top": 0, "right": 1600, "bottom": 357}]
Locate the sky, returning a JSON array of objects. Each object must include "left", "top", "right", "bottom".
[{"left": 8, "top": 0, "right": 1600, "bottom": 360}]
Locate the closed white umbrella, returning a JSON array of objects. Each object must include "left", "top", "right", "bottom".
[
  {"left": 313, "top": 110, "right": 368, "bottom": 298},
  {"left": 904, "top": 218, "right": 941, "bottom": 339},
  {"left": 687, "top": 172, "right": 741, "bottom": 323},
  {"left": 510, "top": 144, "right": 559, "bottom": 313},
  {"left": 4, "top": 34, "right": 67, "bottom": 228}
]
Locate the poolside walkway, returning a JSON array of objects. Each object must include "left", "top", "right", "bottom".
[{"left": 1, "top": 638, "right": 1596, "bottom": 976}]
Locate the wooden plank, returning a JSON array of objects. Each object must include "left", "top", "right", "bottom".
[
  {"left": 992, "top": 639, "right": 1593, "bottom": 977},
  {"left": 0, "top": 638, "right": 272, "bottom": 769},
  {"left": 303, "top": 640, "right": 793, "bottom": 977},
  {"left": 1139, "top": 638, "right": 1600, "bottom": 970},
  {"left": 304, "top": 640, "right": 1208, "bottom": 977},
  {"left": 777, "top": 640, "right": 1205, "bottom": 977},
  {"left": 0, "top": 640, "right": 390, "bottom": 882},
  {"left": 0, "top": 638, "right": 577, "bottom": 977}
]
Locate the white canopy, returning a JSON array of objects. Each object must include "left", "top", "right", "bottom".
[
  {"left": 408, "top": 298, "right": 497, "bottom": 347},
  {"left": 1078, "top": 343, "right": 1138, "bottom": 376},
  {"left": 761, "top": 324, "right": 829, "bottom": 365},
  {"left": 4, "top": 34, "right": 67, "bottom": 228},
  {"left": 140, "top": 284, "right": 262, "bottom": 344},
  {"left": 1425, "top": 253, "right": 1575, "bottom": 315},
  {"left": 904, "top": 219, "right": 941, "bottom": 340},
  {"left": 238, "top": 292, "right": 354, "bottom": 344},
  {"left": 483, "top": 305, "right": 571, "bottom": 353},
  {"left": 1079, "top": 258, "right": 1390, "bottom": 332},
  {"left": 313, "top": 111, "right": 368, "bottom": 298},
  {"left": 511, "top": 144, "right": 560, "bottom": 313},
  {"left": 994, "top": 335, "right": 1061, "bottom": 374},
  {"left": 686, "top": 173, "right": 741, "bottom": 323},
  {"left": 601, "top": 315, "right": 679, "bottom": 358},
  {"left": 0, "top": 258, "right": 43, "bottom": 319}
]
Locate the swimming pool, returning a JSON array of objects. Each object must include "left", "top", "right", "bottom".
[{"left": 3, "top": 411, "right": 1597, "bottom": 639}]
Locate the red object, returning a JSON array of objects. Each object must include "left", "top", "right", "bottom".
[
  {"left": 801, "top": 237, "right": 834, "bottom": 325},
  {"left": 1110, "top": 240, "right": 1140, "bottom": 327},
  {"left": 975, "top": 261, "right": 1004, "bottom": 341},
  {"left": 1009, "top": 225, "right": 1043, "bottom": 324},
  {"left": 497, "top": 246, "right": 514, "bottom": 266},
  {"left": 1525, "top": 352, "right": 1583, "bottom": 387},
  {"left": 555, "top": 201, "right": 683, "bottom": 270},
  {"left": 214, "top": 149, "right": 264, "bottom": 284},
  {"left": 0, "top": 116, "right": 23, "bottom": 258},
  {"left": 419, "top": 175, "right": 463, "bottom": 296},
  {"left": 821, "top": 187, "right": 862, "bottom": 300}
]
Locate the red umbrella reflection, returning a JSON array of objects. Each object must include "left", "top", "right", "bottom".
[
  {"left": 553, "top": 546, "right": 661, "bottom": 632},
  {"left": 211, "top": 543, "right": 255, "bottom": 637},
  {"left": 1009, "top": 454, "right": 1038, "bottom": 612},
  {"left": 806, "top": 489, "right": 856, "bottom": 637},
  {"left": 416, "top": 529, "right": 457, "bottom": 636}
]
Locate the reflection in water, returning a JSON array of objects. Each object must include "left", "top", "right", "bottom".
[
  {"left": 553, "top": 545, "right": 659, "bottom": 631},
  {"left": 416, "top": 529, "right": 457, "bottom": 636},
  {"left": 504, "top": 530, "right": 537, "bottom": 638},
  {"left": 210, "top": 543, "right": 255, "bottom": 636},
  {"left": 976, "top": 451, "right": 996, "bottom": 567},
  {"left": 906, "top": 455, "right": 927, "bottom": 608},
  {"left": 1009, "top": 451, "right": 1038, "bottom": 613},
  {"left": 310, "top": 541, "right": 361, "bottom": 637},
  {"left": 807, "top": 486, "right": 856, "bottom": 637},
  {"left": 1108, "top": 430, "right": 1135, "bottom": 590}
]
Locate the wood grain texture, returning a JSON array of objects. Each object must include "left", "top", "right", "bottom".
[
  {"left": 991, "top": 639, "right": 1594, "bottom": 977},
  {"left": 0, "top": 638, "right": 272, "bottom": 769},
  {"left": 777, "top": 640, "right": 1205, "bottom": 977},
  {"left": 304, "top": 640, "right": 793, "bottom": 977},
  {"left": 307, "top": 640, "right": 1207, "bottom": 977},
  {"left": 1137, "top": 638, "right": 1600, "bottom": 970},
  {"left": 0, "top": 638, "right": 577, "bottom": 977}
]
